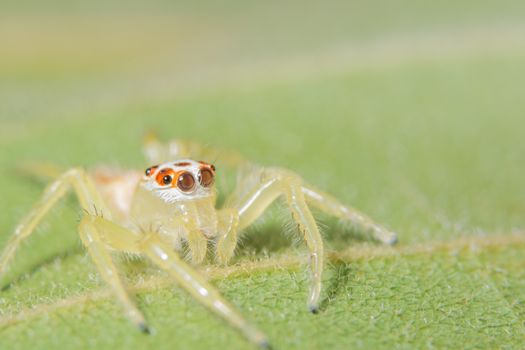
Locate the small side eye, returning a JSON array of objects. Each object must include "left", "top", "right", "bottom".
[
  {"left": 145, "top": 165, "right": 158, "bottom": 176},
  {"left": 198, "top": 168, "right": 215, "bottom": 187},
  {"left": 177, "top": 172, "right": 195, "bottom": 192},
  {"left": 162, "top": 175, "right": 173, "bottom": 185}
]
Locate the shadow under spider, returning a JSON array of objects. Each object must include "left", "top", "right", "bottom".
[
  {"left": 318, "top": 262, "right": 355, "bottom": 312},
  {"left": 237, "top": 214, "right": 378, "bottom": 256},
  {"left": 237, "top": 221, "right": 295, "bottom": 257}
]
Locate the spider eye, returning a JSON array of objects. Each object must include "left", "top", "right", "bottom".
[
  {"left": 177, "top": 172, "right": 195, "bottom": 192},
  {"left": 145, "top": 165, "right": 158, "bottom": 177},
  {"left": 162, "top": 175, "right": 173, "bottom": 185},
  {"left": 198, "top": 168, "right": 214, "bottom": 187}
]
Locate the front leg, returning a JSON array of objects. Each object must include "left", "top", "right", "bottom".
[
  {"left": 138, "top": 232, "right": 270, "bottom": 348},
  {"left": 79, "top": 215, "right": 148, "bottom": 331},
  {"left": 224, "top": 168, "right": 325, "bottom": 312},
  {"left": 78, "top": 216, "right": 270, "bottom": 348}
]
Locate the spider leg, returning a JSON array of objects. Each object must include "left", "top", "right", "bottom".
[
  {"left": 170, "top": 205, "right": 208, "bottom": 265},
  {"left": 143, "top": 132, "right": 169, "bottom": 164},
  {"left": 0, "top": 167, "right": 109, "bottom": 276},
  {"left": 17, "top": 161, "right": 65, "bottom": 182},
  {"left": 78, "top": 216, "right": 148, "bottom": 331},
  {"left": 79, "top": 216, "right": 270, "bottom": 347},
  {"left": 185, "top": 220, "right": 208, "bottom": 265},
  {"left": 215, "top": 208, "right": 240, "bottom": 265},
  {"left": 138, "top": 232, "right": 270, "bottom": 348},
  {"left": 301, "top": 185, "right": 398, "bottom": 245},
  {"left": 142, "top": 132, "right": 246, "bottom": 167},
  {"left": 226, "top": 168, "right": 324, "bottom": 312}
]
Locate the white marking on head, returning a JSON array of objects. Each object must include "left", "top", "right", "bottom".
[{"left": 141, "top": 159, "right": 216, "bottom": 203}]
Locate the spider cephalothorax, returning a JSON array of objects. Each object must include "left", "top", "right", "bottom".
[
  {"left": 0, "top": 136, "right": 397, "bottom": 349},
  {"left": 142, "top": 160, "right": 216, "bottom": 202}
]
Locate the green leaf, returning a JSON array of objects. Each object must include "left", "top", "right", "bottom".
[{"left": 1, "top": 2, "right": 525, "bottom": 349}]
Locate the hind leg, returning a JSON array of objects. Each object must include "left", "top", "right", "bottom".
[
  {"left": 142, "top": 132, "right": 245, "bottom": 167},
  {"left": 301, "top": 185, "right": 398, "bottom": 245}
]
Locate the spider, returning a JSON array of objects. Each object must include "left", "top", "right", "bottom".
[{"left": 0, "top": 135, "right": 397, "bottom": 348}]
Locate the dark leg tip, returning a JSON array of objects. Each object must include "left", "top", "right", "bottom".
[
  {"left": 259, "top": 340, "right": 273, "bottom": 350},
  {"left": 308, "top": 305, "right": 319, "bottom": 314},
  {"left": 386, "top": 234, "right": 398, "bottom": 246},
  {"left": 138, "top": 323, "right": 151, "bottom": 334}
]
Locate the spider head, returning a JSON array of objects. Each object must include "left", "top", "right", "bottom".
[{"left": 141, "top": 159, "right": 216, "bottom": 203}]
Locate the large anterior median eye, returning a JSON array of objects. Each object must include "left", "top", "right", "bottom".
[
  {"left": 177, "top": 172, "right": 196, "bottom": 192},
  {"left": 198, "top": 168, "right": 214, "bottom": 187}
]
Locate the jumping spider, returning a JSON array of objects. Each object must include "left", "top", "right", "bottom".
[{"left": 0, "top": 136, "right": 397, "bottom": 348}]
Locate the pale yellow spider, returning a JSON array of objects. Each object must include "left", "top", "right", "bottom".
[{"left": 0, "top": 136, "right": 397, "bottom": 348}]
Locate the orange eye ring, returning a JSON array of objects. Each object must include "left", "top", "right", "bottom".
[
  {"left": 198, "top": 168, "right": 215, "bottom": 187},
  {"left": 177, "top": 172, "right": 196, "bottom": 192}
]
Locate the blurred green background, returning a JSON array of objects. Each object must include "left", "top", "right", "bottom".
[{"left": 1, "top": 1, "right": 525, "bottom": 349}]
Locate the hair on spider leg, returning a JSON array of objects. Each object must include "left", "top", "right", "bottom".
[
  {"left": 88, "top": 204, "right": 105, "bottom": 219},
  {"left": 313, "top": 214, "right": 359, "bottom": 248},
  {"left": 238, "top": 205, "right": 292, "bottom": 255},
  {"left": 281, "top": 218, "right": 303, "bottom": 248},
  {"left": 313, "top": 214, "right": 329, "bottom": 236},
  {"left": 148, "top": 221, "right": 159, "bottom": 233},
  {"left": 119, "top": 251, "right": 143, "bottom": 262},
  {"left": 336, "top": 217, "right": 379, "bottom": 245},
  {"left": 220, "top": 228, "right": 250, "bottom": 259},
  {"left": 181, "top": 241, "right": 193, "bottom": 263},
  {"left": 76, "top": 206, "right": 101, "bottom": 223},
  {"left": 77, "top": 208, "right": 90, "bottom": 222},
  {"left": 278, "top": 205, "right": 312, "bottom": 248},
  {"left": 133, "top": 220, "right": 161, "bottom": 235}
]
